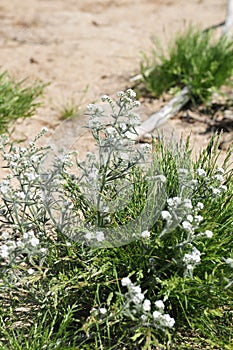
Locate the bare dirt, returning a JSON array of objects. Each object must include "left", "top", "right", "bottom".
[{"left": 0, "top": 0, "right": 232, "bottom": 166}]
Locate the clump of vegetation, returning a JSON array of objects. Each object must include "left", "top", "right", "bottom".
[
  {"left": 140, "top": 27, "right": 233, "bottom": 104},
  {"left": 59, "top": 86, "right": 89, "bottom": 120},
  {"left": 59, "top": 98, "right": 82, "bottom": 120},
  {"left": 0, "top": 71, "right": 45, "bottom": 134},
  {"left": 0, "top": 91, "right": 232, "bottom": 349}
]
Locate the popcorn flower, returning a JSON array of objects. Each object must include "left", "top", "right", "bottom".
[
  {"left": 204, "top": 230, "right": 213, "bottom": 238},
  {"left": 161, "top": 211, "right": 172, "bottom": 221},
  {"left": 121, "top": 277, "right": 132, "bottom": 287},
  {"left": 141, "top": 230, "right": 150, "bottom": 239},
  {"left": 183, "top": 247, "right": 201, "bottom": 265},
  {"left": 154, "top": 300, "right": 165, "bottom": 309},
  {"left": 196, "top": 168, "right": 206, "bottom": 177},
  {"left": 142, "top": 299, "right": 151, "bottom": 312}
]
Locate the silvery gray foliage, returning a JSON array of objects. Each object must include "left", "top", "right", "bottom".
[
  {"left": 0, "top": 89, "right": 196, "bottom": 253},
  {"left": 0, "top": 129, "right": 50, "bottom": 277},
  {"left": 57, "top": 90, "right": 169, "bottom": 247},
  {"left": 0, "top": 90, "right": 229, "bottom": 277}
]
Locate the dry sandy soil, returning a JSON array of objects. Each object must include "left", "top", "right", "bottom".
[{"left": 0, "top": 0, "right": 232, "bottom": 166}]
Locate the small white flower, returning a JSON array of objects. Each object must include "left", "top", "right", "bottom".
[
  {"left": 117, "top": 91, "right": 124, "bottom": 97},
  {"left": 106, "top": 126, "right": 116, "bottom": 136},
  {"left": 126, "top": 89, "right": 136, "bottom": 98},
  {"left": 23, "top": 230, "right": 34, "bottom": 240},
  {"left": 133, "top": 101, "right": 140, "bottom": 107},
  {"left": 101, "top": 94, "right": 109, "bottom": 102},
  {"left": 167, "top": 197, "right": 182, "bottom": 207},
  {"left": 86, "top": 103, "right": 96, "bottom": 111},
  {"left": 132, "top": 292, "right": 144, "bottom": 304},
  {"left": 182, "top": 221, "right": 193, "bottom": 232},
  {"left": 9, "top": 161, "right": 18, "bottom": 168},
  {"left": 142, "top": 299, "right": 151, "bottom": 312},
  {"left": 119, "top": 122, "right": 127, "bottom": 131},
  {"left": 25, "top": 172, "right": 37, "bottom": 181},
  {"left": 141, "top": 314, "right": 147, "bottom": 322},
  {"left": 214, "top": 174, "right": 224, "bottom": 182},
  {"left": 85, "top": 232, "right": 93, "bottom": 240},
  {"left": 204, "top": 230, "right": 213, "bottom": 238},
  {"left": 162, "top": 314, "right": 175, "bottom": 328},
  {"left": 121, "top": 277, "right": 132, "bottom": 287},
  {"left": 28, "top": 268, "right": 35, "bottom": 275},
  {"left": 40, "top": 248, "right": 47, "bottom": 254},
  {"left": 216, "top": 167, "right": 224, "bottom": 174},
  {"left": 96, "top": 231, "right": 105, "bottom": 242},
  {"left": 16, "top": 240, "right": 25, "bottom": 249},
  {"left": 2, "top": 231, "right": 10, "bottom": 240},
  {"left": 131, "top": 285, "right": 142, "bottom": 294},
  {"left": 194, "top": 215, "right": 203, "bottom": 223},
  {"left": 220, "top": 185, "right": 227, "bottom": 192},
  {"left": 183, "top": 199, "right": 193, "bottom": 209},
  {"left": 30, "top": 237, "right": 40, "bottom": 247},
  {"left": 99, "top": 307, "right": 107, "bottom": 315},
  {"left": 155, "top": 300, "right": 165, "bottom": 309},
  {"left": 31, "top": 155, "right": 39, "bottom": 163},
  {"left": 187, "top": 264, "right": 193, "bottom": 270},
  {"left": 187, "top": 215, "right": 193, "bottom": 223},
  {"left": 141, "top": 230, "right": 150, "bottom": 239},
  {"left": 153, "top": 310, "right": 162, "bottom": 320},
  {"left": 0, "top": 184, "right": 10, "bottom": 194},
  {"left": 212, "top": 188, "right": 221, "bottom": 196},
  {"left": 183, "top": 247, "right": 201, "bottom": 265},
  {"left": 196, "top": 168, "right": 206, "bottom": 177},
  {"left": 16, "top": 191, "right": 26, "bottom": 200},
  {"left": 88, "top": 116, "right": 101, "bottom": 128},
  {"left": 41, "top": 127, "right": 48, "bottom": 133},
  {"left": 196, "top": 202, "right": 204, "bottom": 210},
  {"left": 191, "top": 179, "right": 198, "bottom": 186},
  {"left": 0, "top": 244, "right": 9, "bottom": 259},
  {"left": 161, "top": 211, "right": 172, "bottom": 221}
]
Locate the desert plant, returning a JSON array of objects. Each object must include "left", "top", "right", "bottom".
[
  {"left": 59, "top": 86, "right": 89, "bottom": 120},
  {"left": 140, "top": 26, "right": 233, "bottom": 104},
  {"left": 0, "top": 71, "right": 45, "bottom": 134},
  {"left": 0, "top": 91, "right": 232, "bottom": 349}
]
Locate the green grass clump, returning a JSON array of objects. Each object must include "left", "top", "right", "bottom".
[
  {"left": 59, "top": 86, "right": 89, "bottom": 120},
  {"left": 59, "top": 99, "right": 81, "bottom": 120},
  {"left": 140, "top": 27, "right": 233, "bottom": 104},
  {"left": 0, "top": 71, "right": 45, "bottom": 134}
]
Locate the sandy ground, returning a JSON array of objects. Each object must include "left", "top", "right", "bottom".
[{"left": 0, "top": 0, "right": 232, "bottom": 167}]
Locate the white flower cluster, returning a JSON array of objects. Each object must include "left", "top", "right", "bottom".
[
  {"left": 0, "top": 129, "right": 65, "bottom": 272},
  {"left": 160, "top": 189, "right": 215, "bottom": 278},
  {"left": 0, "top": 229, "right": 46, "bottom": 261},
  {"left": 183, "top": 247, "right": 201, "bottom": 270},
  {"left": 121, "top": 277, "right": 175, "bottom": 330},
  {"left": 85, "top": 230, "right": 105, "bottom": 243},
  {"left": 195, "top": 166, "right": 227, "bottom": 196},
  {"left": 160, "top": 195, "right": 194, "bottom": 236},
  {"left": 141, "top": 230, "right": 150, "bottom": 239},
  {"left": 86, "top": 89, "right": 141, "bottom": 134}
]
